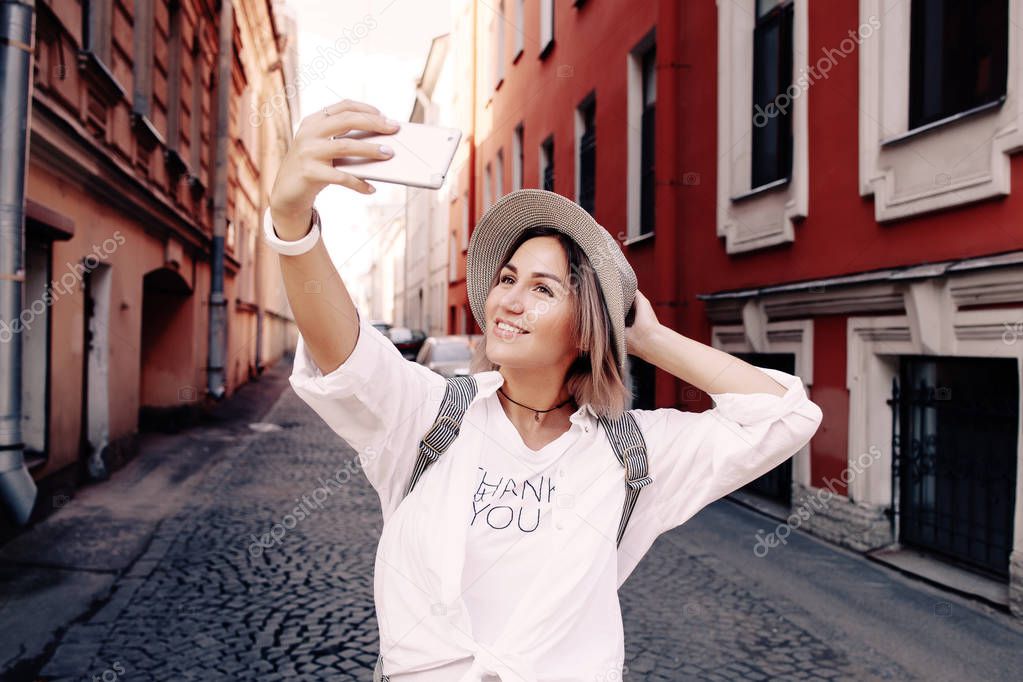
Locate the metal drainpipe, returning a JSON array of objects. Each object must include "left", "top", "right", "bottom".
[
  {"left": 0, "top": 0, "right": 39, "bottom": 525},
  {"left": 206, "top": 0, "right": 234, "bottom": 400}
]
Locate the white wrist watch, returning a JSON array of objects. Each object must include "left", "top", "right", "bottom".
[{"left": 262, "top": 205, "right": 321, "bottom": 256}]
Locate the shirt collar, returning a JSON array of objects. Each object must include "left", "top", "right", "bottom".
[{"left": 474, "top": 370, "right": 598, "bottom": 426}]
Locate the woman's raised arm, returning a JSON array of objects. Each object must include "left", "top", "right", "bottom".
[
  {"left": 269, "top": 98, "right": 400, "bottom": 374},
  {"left": 268, "top": 99, "right": 448, "bottom": 519}
]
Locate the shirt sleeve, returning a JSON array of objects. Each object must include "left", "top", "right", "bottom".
[
  {"left": 629, "top": 366, "right": 824, "bottom": 535},
  {"left": 287, "top": 308, "right": 448, "bottom": 520}
]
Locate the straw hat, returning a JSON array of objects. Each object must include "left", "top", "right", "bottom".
[{"left": 466, "top": 188, "right": 637, "bottom": 375}]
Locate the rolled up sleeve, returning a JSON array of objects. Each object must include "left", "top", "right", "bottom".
[
  {"left": 630, "top": 366, "right": 824, "bottom": 535},
  {"left": 288, "top": 309, "right": 447, "bottom": 519}
]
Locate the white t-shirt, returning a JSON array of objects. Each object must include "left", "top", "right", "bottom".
[{"left": 289, "top": 311, "right": 824, "bottom": 682}]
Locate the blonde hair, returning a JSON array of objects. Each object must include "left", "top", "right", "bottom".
[{"left": 469, "top": 225, "right": 631, "bottom": 419}]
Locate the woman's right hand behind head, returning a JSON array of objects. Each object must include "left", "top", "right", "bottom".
[{"left": 268, "top": 98, "right": 400, "bottom": 238}]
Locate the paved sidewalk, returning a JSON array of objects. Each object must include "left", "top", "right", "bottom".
[
  {"left": 0, "top": 358, "right": 296, "bottom": 680},
  {"left": 1, "top": 354, "right": 1021, "bottom": 681}
]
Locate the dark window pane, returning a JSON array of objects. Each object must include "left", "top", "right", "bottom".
[
  {"left": 640, "top": 46, "right": 656, "bottom": 235},
  {"left": 542, "top": 137, "right": 555, "bottom": 191},
  {"left": 751, "top": 0, "right": 793, "bottom": 188},
  {"left": 909, "top": 0, "right": 1008, "bottom": 129},
  {"left": 579, "top": 98, "right": 596, "bottom": 214}
]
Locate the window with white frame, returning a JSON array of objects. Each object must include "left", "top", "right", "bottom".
[
  {"left": 627, "top": 31, "right": 656, "bottom": 241},
  {"left": 512, "top": 123, "right": 524, "bottom": 191},
  {"left": 514, "top": 0, "right": 525, "bottom": 59},
  {"left": 576, "top": 93, "right": 596, "bottom": 213},
  {"left": 495, "top": 148, "right": 505, "bottom": 200},
  {"left": 859, "top": 0, "right": 1018, "bottom": 222},
  {"left": 716, "top": 0, "right": 808, "bottom": 254},
  {"left": 752, "top": 0, "right": 794, "bottom": 189},
  {"left": 497, "top": 0, "right": 506, "bottom": 86},
  {"left": 540, "top": 0, "right": 554, "bottom": 58}
]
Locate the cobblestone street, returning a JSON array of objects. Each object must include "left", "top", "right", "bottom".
[{"left": 2, "top": 360, "right": 1022, "bottom": 681}]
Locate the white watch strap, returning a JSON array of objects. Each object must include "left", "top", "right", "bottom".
[{"left": 262, "top": 206, "right": 321, "bottom": 256}]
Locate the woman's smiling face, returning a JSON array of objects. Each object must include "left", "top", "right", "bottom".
[{"left": 484, "top": 235, "right": 577, "bottom": 370}]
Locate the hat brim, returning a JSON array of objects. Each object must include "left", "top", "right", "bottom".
[{"left": 466, "top": 189, "right": 635, "bottom": 374}]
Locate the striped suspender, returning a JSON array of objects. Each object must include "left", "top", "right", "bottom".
[
  {"left": 598, "top": 410, "right": 654, "bottom": 547},
  {"left": 402, "top": 375, "right": 479, "bottom": 500}
]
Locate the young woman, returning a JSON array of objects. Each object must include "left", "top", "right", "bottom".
[{"left": 265, "top": 99, "right": 824, "bottom": 682}]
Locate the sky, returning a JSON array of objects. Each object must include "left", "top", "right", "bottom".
[{"left": 287, "top": 0, "right": 452, "bottom": 300}]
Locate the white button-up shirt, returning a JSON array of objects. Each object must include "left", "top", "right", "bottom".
[{"left": 289, "top": 312, "right": 824, "bottom": 682}]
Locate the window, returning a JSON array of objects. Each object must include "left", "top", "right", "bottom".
[
  {"left": 495, "top": 148, "right": 505, "bottom": 200},
  {"left": 858, "top": 0, "right": 1021, "bottom": 222},
  {"left": 164, "top": 0, "right": 189, "bottom": 178},
  {"left": 512, "top": 123, "right": 524, "bottom": 191},
  {"left": 167, "top": 1, "right": 184, "bottom": 149},
  {"left": 540, "top": 135, "right": 555, "bottom": 191},
  {"left": 514, "top": 0, "right": 525, "bottom": 59},
  {"left": 751, "top": 0, "right": 794, "bottom": 189},
  {"left": 484, "top": 162, "right": 493, "bottom": 209},
  {"left": 540, "top": 0, "right": 554, "bottom": 58},
  {"left": 485, "top": 13, "right": 494, "bottom": 96},
  {"left": 132, "top": 0, "right": 155, "bottom": 118},
  {"left": 189, "top": 22, "right": 205, "bottom": 180},
  {"left": 908, "top": 0, "right": 1008, "bottom": 130},
  {"left": 496, "top": 0, "right": 506, "bottom": 86},
  {"left": 82, "top": 0, "right": 113, "bottom": 65},
  {"left": 576, "top": 94, "right": 596, "bottom": 213},
  {"left": 716, "top": 0, "right": 807, "bottom": 253},
  {"left": 627, "top": 32, "right": 656, "bottom": 241},
  {"left": 640, "top": 45, "right": 656, "bottom": 235}
]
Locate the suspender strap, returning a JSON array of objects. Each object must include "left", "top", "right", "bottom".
[
  {"left": 374, "top": 652, "right": 389, "bottom": 681},
  {"left": 598, "top": 410, "right": 653, "bottom": 547},
  {"left": 402, "top": 375, "right": 478, "bottom": 499},
  {"left": 382, "top": 396, "right": 652, "bottom": 675}
]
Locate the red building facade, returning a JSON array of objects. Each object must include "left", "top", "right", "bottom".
[{"left": 460, "top": 0, "right": 1023, "bottom": 616}]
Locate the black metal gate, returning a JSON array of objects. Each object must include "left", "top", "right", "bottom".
[
  {"left": 887, "top": 356, "right": 1018, "bottom": 580},
  {"left": 735, "top": 352, "right": 796, "bottom": 506}
]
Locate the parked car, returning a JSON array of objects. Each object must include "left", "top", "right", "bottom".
[
  {"left": 416, "top": 335, "right": 480, "bottom": 377},
  {"left": 388, "top": 326, "right": 427, "bottom": 360},
  {"left": 370, "top": 320, "right": 392, "bottom": 337}
]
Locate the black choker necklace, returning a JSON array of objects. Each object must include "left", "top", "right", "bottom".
[{"left": 498, "top": 387, "right": 574, "bottom": 422}]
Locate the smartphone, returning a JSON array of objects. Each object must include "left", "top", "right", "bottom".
[{"left": 332, "top": 121, "right": 462, "bottom": 190}]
